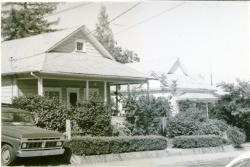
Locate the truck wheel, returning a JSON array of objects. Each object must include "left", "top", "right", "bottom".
[{"left": 1, "top": 144, "right": 17, "bottom": 166}]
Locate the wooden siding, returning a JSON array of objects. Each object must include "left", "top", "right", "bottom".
[
  {"left": 51, "top": 31, "right": 101, "bottom": 57},
  {"left": 2, "top": 76, "right": 13, "bottom": 103},
  {"left": 18, "top": 79, "right": 38, "bottom": 96}
]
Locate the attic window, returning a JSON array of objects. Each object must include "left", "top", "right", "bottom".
[{"left": 75, "top": 40, "right": 86, "bottom": 52}]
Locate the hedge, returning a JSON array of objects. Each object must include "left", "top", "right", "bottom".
[
  {"left": 64, "top": 136, "right": 167, "bottom": 156},
  {"left": 172, "top": 135, "right": 224, "bottom": 148}
]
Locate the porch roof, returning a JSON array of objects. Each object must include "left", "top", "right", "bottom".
[
  {"left": 177, "top": 93, "right": 218, "bottom": 102},
  {"left": 2, "top": 52, "right": 150, "bottom": 82}
]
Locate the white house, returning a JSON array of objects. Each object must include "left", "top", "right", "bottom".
[
  {"left": 123, "top": 58, "right": 218, "bottom": 115},
  {"left": 1, "top": 25, "right": 151, "bottom": 105}
]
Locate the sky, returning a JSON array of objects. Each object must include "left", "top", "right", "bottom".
[{"left": 46, "top": 1, "right": 249, "bottom": 84}]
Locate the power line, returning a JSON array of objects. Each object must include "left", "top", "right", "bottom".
[
  {"left": 44, "top": 2, "right": 92, "bottom": 18},
  {"left": 5, "top": 2, "right": 142, "bottom": 66},
  {"left": 52, "top": 2, "right": 141, "bottom": 48},
  {"left": 115, "top": 2, "right": 185, "bottom": 35}
]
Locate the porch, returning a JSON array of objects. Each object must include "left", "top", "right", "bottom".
[{"left": 14, "top": 72, "right": 149, "bottom": 106}]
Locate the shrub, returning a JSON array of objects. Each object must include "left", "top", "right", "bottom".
[
  {"left": 178, "top": 99, "right": 208, "bottom": 113},
  {"left": 166, "top": 109, "right": 229, "bottom": 138},
  {"left": 194, "top": 119, "right": 229, "bottom": 136},
  {"left": 172, "top": 135, "right": 224, "bottom": 148},
  {"left": 226, "top": 126, "right": 246, "bottom": 147},
  {"left": 166, "top": 110, "right": 207, "bottom": 138},
  {"left": 12, "top": 95, "right": 72, "bottom": 132},
  {"left": 123, "top": 95, "right": 172, "bottom": 136},
  {"left": 74, "top": 92, "right": 113, "bottom": 136},
  {"left": 64, "top": 136, "right": 167, "bottom": 156}
]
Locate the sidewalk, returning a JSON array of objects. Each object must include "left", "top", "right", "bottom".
[{"left": 84, "top": 150, "right": 246, "bottom": 166}]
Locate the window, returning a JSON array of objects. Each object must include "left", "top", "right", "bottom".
[
  {"left": 75, "top": 40, "right": 86, "bottom": 52},
  {"left": 44, "top": 87, "right": 62, "bottom": 102}
]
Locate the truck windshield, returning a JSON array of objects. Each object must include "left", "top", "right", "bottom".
[{"left": 2, "top": 112, "right": 34, "bottom": 126}]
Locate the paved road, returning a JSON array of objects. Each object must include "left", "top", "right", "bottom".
[
  {"left": 14, "top": 155, "right": 69, "bottom": 166},
  {"left": 185, "top": 159, "right": 232, "bottom": 167}
]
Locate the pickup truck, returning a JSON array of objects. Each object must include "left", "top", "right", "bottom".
[{"left": 1, "top": 107, "right": 65, "bottom": 166}]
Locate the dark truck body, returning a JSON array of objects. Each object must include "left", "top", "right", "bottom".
[{"left": 1, "top": 107, "right": 65, "bottom": 165}]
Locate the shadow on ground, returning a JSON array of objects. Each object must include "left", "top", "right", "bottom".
[{"left": 14, "top": 155, "right": 70, "bottom": 166}]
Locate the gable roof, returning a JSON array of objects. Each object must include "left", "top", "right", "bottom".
[
  {"left": 126, "top": 58, "right": 190, "bottom": 76},
  {"left": 1, "top": 25, "right": 150, "bottom": 81},
  {"left": 126, "top": 58, "right": 216, "bottom": 91},
  {"left": 1, "top": 25, "right": 114, "bottom": 65}
]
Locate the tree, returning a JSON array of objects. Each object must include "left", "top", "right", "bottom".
[
  {"left": 211, "top": 79, "right": 250, "bottom": 135},
  {"left": 95, "top": 5, "right": 140, "bottom": 64},
  {"left": 1, "top": 2, "right": 59, "bottom": 41}
]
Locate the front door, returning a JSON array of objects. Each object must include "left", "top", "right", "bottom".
[
  {"left": 67, "top": 88, "right": 80, "bottom": 106},
  {"left": 69, "top": 92, "right": 77, "bottom": 106}
]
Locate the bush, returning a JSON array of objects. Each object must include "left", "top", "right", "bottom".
[
  {"left": 166, "top": 109, "right": 229, "bottom": 138},
  {"left": 123, "top": 95, "right": 172, "bottom": 136},
  {"left": 12, "top": 93, "right": 114, "bottom": 136},
  {"left": 74, "top": 92, "right": 113, "bottom": 136},
  {"left": 12, "top": 95, "right": 72, "bottom": 132},
  {"left": 226, "top": 126, "right": 246, "bottom": 147},
  {"left": 64, "top": 136, "right": 167, "bottom": 156},
  {"left": 194, "top": 119, "right": 229, "bottom": 136},
  {"left": 172, "top": 135, "right": 224, "bottom": 148},
  {"left": 166, "top": 110, "right": 207, "bottom": 138},
  {"left": 178, "top": 100, "right": 208, "bottom": 113}
]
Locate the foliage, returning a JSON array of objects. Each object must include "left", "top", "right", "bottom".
[
  {"left": 1, "top": 2, "right": 59, "bottom": 41},
  {"left": 159, "top": 74, "right": 177, "bottom": 97},
  {"left": 166, "top": 109, "right": 229, "bottom": 138},
  {"left": 95, "top": 5, "right": 140, "bottom": 64},
  {"left": 123, "top": 94, "right": 172, "bottom": 136},
  {"left": 178, "top": 99, "right": 208, "bottom": 113},
  {"left": 64, "top": 135, "right": 167, "bottom": 156},
  {"left": 193, "top": 119, "right": 228, "bottom": 136},
  {"left": 12, "top": 95, "right": 72, "bottom": 132},
  {"left": 172, "top": 135, "right": 224, "bottom": 148},
  {"left": 12, "top": 93, "right": 114, "bottom": 136},
  {"left": 211, "top": 79, "right": 250, "bottom": 134},
  {"left": 74, "top": 92, "right": 113, "bottom": 136},
  {"left": 226, "top": 126, "right": 246, "bottom": 147}
]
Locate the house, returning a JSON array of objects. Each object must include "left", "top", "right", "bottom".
[
  {"left": 124, "top": 58, "right": 218, "bottom": 115},
  {"left": 1, "top": 25, "right": 150, "bottom": 105}
]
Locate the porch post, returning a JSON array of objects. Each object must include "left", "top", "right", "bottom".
[
  {"left": 127, "top": 83, "right": 130, "bottom": 98},
  {"left": 147, "top": 81, "right": 150, "bottom": 96},
  {"left": 12, "top": 75, "right": 18, "bottom": 98},
  {"left": 86, "top": 80, "right": 89, "bottom": 100},
  {"left": 38, "top": 78, "right": 43, "bottom": 96},
  {"left": 115, "top": 85, "right": 119, "bottom": 111},
  {"left": 104, "top": 81, "right": 107, "bottom": 103}
]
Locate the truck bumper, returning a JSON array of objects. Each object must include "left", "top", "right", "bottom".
[{"left": 17, "top": 148, "right": 65, "bottom": 157}]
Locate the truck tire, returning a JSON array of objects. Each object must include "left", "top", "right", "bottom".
[{"left": 1, "top": 144, "right": 17, "bottom": 166}]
